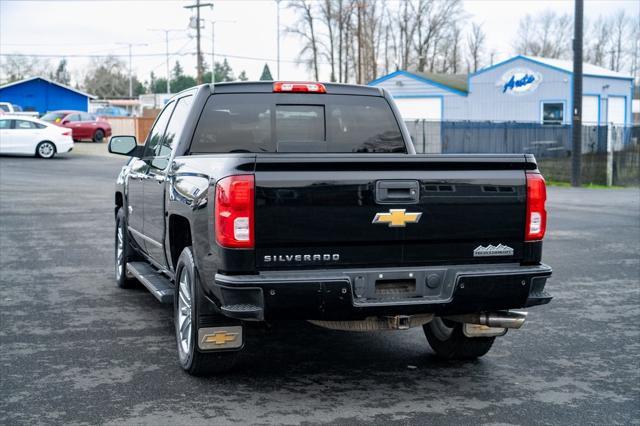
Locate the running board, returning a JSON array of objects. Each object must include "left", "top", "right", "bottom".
[{"left": 127, "top": 262, "right": 174, "bottom": 304}]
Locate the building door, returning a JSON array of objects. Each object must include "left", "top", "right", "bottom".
[
  {"left": 393, "top": 97, "right": 442, "bottom": 121},
  {"left": 607, "top": 97, "right": 626, "bottom": 126},
  {"left": 582, "top": 96, "right": 599, "bottom": 126}
]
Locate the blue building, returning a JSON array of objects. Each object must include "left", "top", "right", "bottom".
[
  {"left": 0, "top": 76, "right": 96, "bottom": 114},
  {"left": 369, "top": 55, "right": 634, "bottom": 153}
]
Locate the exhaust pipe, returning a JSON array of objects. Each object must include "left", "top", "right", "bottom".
[{"left": 445, "top": 311, "right": 528, "bottom": 329}]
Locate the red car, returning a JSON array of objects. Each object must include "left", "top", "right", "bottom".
[{"left": 41, "top": 110, "right": 112, "bottom": 142}]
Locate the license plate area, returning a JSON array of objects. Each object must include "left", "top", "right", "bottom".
[
  {"left": 351, "top": 269, "right": 448, "bottom": 304},
  {"left": 375, "top": 279, "right": 416, "bottom": 296}
]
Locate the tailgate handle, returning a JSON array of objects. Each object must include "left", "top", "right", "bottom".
[{"left": 375, "top": 180, "right": 420, "bottom": 204}]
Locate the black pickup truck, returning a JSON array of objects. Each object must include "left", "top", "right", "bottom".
[{"left": 109, "top": 81, "right": 552, "bottom": 375}]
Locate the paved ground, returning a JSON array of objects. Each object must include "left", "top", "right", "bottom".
[{"left": 1, "top": 145, "right": 639, "bottom": 425}]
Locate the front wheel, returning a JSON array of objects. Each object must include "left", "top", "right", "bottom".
[
  {"left": 174, "top": 247, "right": 239, "bottom": 375},
  {"left": 93, "top": 129, "right": 105, "bottom": 143},
  {"left": 115, "top": 208, "right": 138, "bottom": 288},
  {"left": 36, "top": 141, "right": 56, "bottom": 159},
  {"left": 424, "top": 317, "right": 495, "bottom": 360}
]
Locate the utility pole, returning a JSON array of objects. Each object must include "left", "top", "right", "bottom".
[
  {"left": 276, "top": 0, "right": 281, "bottom": 79},
  {"left": 149, "top": 29, "right": 183, "bottom": 94},
  {"left": 185, "top": 0, "right": 213, "bottom": 85},
  {"left": 118, "top": 42, "right": 147, "bottom": 98},
  {"left": 571, "top": 0, "right": 584, "bottom": 187}
]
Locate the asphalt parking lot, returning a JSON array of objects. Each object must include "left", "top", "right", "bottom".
[{"left": 1, "top": 145, "right": 639, "bottom": 425}]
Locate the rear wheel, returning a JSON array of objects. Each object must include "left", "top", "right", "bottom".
[
  {"left": 424, "top": 317, "right": 495, "bottom": 360},
  {"left": 93, "top": 129, "right": 105, "bottom": 143},
  {"left": 36, "top": 141, "right": 56, "bottom": 159},
  {"left": 174, "top": 247, "right": 239, "bottom": 376}
]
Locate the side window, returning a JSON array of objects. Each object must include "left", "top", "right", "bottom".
[
  {"left": 0, "top": 119, "right": 11, "bottom": 129},
  {"left": 150, "top": 95, "right": 193, "bottom": 170},
  {"left": 80, "top": 113, "right": 94, "bottom": 121},
  {"left": 15, "top": 120, "right": 36, "bottom": 129},
  {"left": 143, "top": 101, "right": 175, "bottom": 160},
  {"left": 67, "top": 114, "right": 81, "bottom": 122}
]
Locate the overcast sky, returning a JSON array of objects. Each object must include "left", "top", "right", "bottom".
[{"left": 1, "top": 0, "right": 638, "bottom": 86}]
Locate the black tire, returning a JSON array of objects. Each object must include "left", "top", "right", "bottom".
[
  {"left": 93, "top": 129, "right": 105, "bottom": 143},
  {"left": 174, "top": 247, "right": 239, "bottom": 376},
  {"left": 115, "top": 208, "right": 138, "bottom": 288},
  {"left": 424, "top": 317, "right": 495, "bottom": 360},
  {"left": 35, "top": 141, "right": 56, "bottom": 159}
]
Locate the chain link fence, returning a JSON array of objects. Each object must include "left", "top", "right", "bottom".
[{"left": 404, "top": 120, "right": 639, "bottom": 186}]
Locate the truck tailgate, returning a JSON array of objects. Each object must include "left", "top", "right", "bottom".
[{"left": 254, "top": 154, "right": 535, "bottom": 270}]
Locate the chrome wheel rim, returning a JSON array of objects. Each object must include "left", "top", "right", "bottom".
[
  {"left": 115, "top": 224, "right": 124, "bottom": 279},
  {"left": 431, "top": 317, "right": 454, "bottom": 341},
  {"left": 177, "top": 268, "right": 192, "bottom": 357},
  {"left": 38, "top": 143, "right": 54, "bottom": 158}
]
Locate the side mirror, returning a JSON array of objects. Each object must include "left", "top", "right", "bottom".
[
  {"left": 61, "top": 120, "right": 69, "bottom": 125},
  {"left": 108, "top": 135, "right": 142, "bottom": 157}
]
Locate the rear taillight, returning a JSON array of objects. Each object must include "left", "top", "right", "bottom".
[
  {"left": 525, "top": 173, "right": 547, "bottom": 241},
  {"left": 215, "top": 175, "right": 255, "bottom": 248},
  {"left": 273, "top": 82, "right": 327, "bottom": 93}
]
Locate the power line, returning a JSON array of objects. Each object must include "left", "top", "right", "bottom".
[{"left": 0, "top": 51, "right": 329, "bottom": 65}]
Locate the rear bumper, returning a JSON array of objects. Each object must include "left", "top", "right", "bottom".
[{"left": 208, "top": 263, "right": 552, "bottom": 321}]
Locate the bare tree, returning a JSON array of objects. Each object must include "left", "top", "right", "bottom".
[
  {"left": 318, "top": 0, "right": 337, "bottom": 82},
  {"left": 446, "top": 23, "right": 463, "bottom": 74},
  {"left": 466, "top": 22, "right": 485, "bottom": 72},
  {"left": 630, "top": 13, "right": 640, "bottom": 81},
  {"left": 412, "top": 0, "right": 464, "bottom": 73},
  {"left": 0, "top": 55, "right": 51, "bottom": 84},
  {"left": 287, "top": 1, "right": 321, "bottom": 80},
  {"left": 609, "top": 10, "right": 629, "bottom": 72},
  {"left": 585, "top": 16, "right": 612, "bottom": 67},
  {"left": 514, "top": 10, "right": 572, "bottom": 59}
]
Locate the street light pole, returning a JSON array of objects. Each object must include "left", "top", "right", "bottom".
[
  {"left": 276, "top": 0, "right": 281, "bottom": 79},
  {"left": 211, "top": 21, "right": 216, "bottom": 83},
  {"left": 128, "top": 44, "right": 133, "bottom": 97},
  {"left": 208, "top": 19, "right": 235, "bottom": 84},
  {"left": 149, "top": 29, "right": 183, "bottom": 94},
  {"left": 118, "top": 42, "right": 147, "bottom": 98}
]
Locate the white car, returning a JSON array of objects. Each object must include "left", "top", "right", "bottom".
[
  {"left": 0, "top": 115, "right": 74, "bottom": 159},
  {"left": 0, "top": 102, "right": 40, "bottom": 118}
]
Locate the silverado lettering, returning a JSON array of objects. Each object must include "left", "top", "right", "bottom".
[
  {"left": 109, "top": 81, "right": 552, "bottom": 376},
  {"left": 264, "top": 254, "right": 341, "bottom": 263}
]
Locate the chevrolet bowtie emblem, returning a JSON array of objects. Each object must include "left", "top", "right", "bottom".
[
  {"left": 372, "top": 209, "right": 422, "bottom": 227},
  {"left": 202, "top": 331, "right": 239, "bottom": 345}
]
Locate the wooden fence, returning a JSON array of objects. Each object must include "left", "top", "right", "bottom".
[{"left": 106, "top": 116, "right": 156, "bottom": 143}]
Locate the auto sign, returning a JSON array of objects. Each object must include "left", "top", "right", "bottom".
[{"left": 497, "top": 68, "right": 542, "bottom": 95}]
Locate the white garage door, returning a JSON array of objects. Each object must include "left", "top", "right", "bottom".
[
  {"left": 582, "top": 96, "right": 599, "bottom": 125},
  {"left": 607, "top": 97, "right": 626, "bottom": 125},
  {"left": 393, "top": 97, "right": 442, "bottom": 121}
]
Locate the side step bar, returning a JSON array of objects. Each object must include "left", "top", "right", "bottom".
[{"left": 127, "top": 262, "right": 174, "bottom": 304}]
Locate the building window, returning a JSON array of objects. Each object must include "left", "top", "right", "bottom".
[{"left": 542, "top": 102, "right": 564, "bottom": 125}]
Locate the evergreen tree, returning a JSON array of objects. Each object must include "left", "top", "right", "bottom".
[
  {"left": 259, "top": 63, "right": 273, "bottom": 81},
  {"left": 51, "top": 59, "right": 71, "bottom": 85},
  {"left": 237, "top": 70, "right": 249, "bottom": 81},
  {"left": 172, "top": 61, "right": 184, "bottom": 79}
]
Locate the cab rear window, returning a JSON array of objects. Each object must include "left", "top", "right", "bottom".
[{"left": 190, "top": 93, "right": 405, "bottom": 153}]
